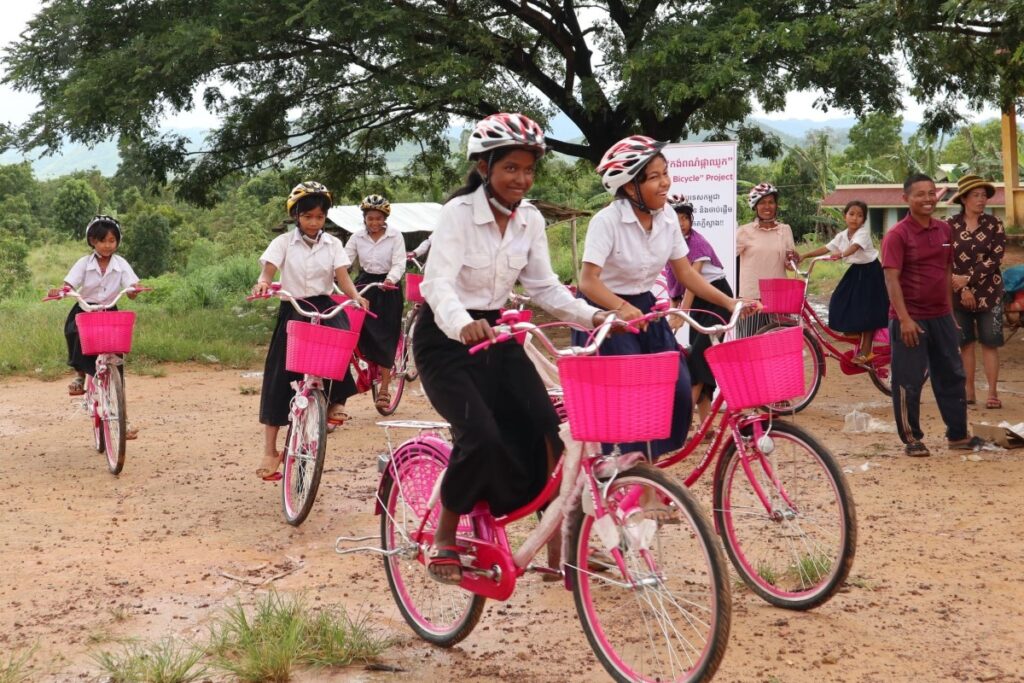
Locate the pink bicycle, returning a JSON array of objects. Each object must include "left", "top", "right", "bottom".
[
  {"left": 340, "top": 313, "right": 732, "bottom": 683},
  {"left": 540, "top": 300, "right": 856, "bottom": 610},
  {"left": 756, "top": 255, "right": 894, "bottom": 413},
  {"left": 44, "top": 284, "right": 149, "bottom": 475},
  {"left": 248, "top": 284, "right": 366, "bottom": 525}
]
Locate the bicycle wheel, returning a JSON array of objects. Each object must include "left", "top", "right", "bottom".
[
  {"left": 99, "top": 365, "right": 126, "bottom": 475},
  {"left": 403, "top": 311, "right": 419, "bottom": 382},
  {"left": 568, "top": 464, "right": 731, "bottom": 683},
  {"left": 88, "top": 378, "right": 104, "bottom": 453},
  {"left": 755, "top": 321, "right": 823, "bottom": 414},
  {"left": 281, "top": 389, "right": 327, "bottom": 526},
  {"left": 714, "top": 419, "right": 856, "bottom": 610},
  {"left": 381, "top": 444, "right": 485, "bottom": 646},
  {"left": 868, "top": 361, "right": 892, "bottom": 396},
  {"left": 373, "top": 338, "right": 407, "bottom": 417}
]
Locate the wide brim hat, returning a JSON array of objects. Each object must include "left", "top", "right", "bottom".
[{"left": 950, "top": 173, "right": 995, "bottom": 205}]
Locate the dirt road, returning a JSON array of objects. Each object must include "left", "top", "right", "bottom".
[{"left": 2, "top": 341, "right": 1023, "bottom": 682}]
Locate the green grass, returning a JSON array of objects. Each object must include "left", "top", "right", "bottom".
[
  {"left": 208, "top": 592, "right": 391, "bottom": 681},
  {"left": 0, "top": 647, "right": 35, "bottom": 683},
  {"left": 92, "top": 638, "right": 208, "bottom": 683},
  {"left": 791, "top": 552, "right": 833, "bottom": 585}
]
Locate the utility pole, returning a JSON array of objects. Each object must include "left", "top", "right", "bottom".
[{"left": 1001, "top": 103, "right": 1023, "bottom": 230}]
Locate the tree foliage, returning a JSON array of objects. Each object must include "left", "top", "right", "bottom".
[
  {"left": 2, "top": 0, "right": 903, "bottom": 204},
  {"left": 51, "top": 179, "right": 100, "bottom": 238}
]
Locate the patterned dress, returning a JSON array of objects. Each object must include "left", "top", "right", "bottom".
[{"left": 950, "top": 212, "right": 1006, "bottom": 312}]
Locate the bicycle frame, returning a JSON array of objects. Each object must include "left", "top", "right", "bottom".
[
  {"left": 364, "top": 420, "right": 652, "bottom": 602},
  {"left": 788, "top": 256, "right": 891, "bottom": 376}
]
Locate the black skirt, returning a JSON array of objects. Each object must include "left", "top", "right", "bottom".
[
  {"left": 413, "top": 305, "right": 560, "bottom": 516},
  {"left": 828, "top": 259, "right": 890, "bottom": 333},
  {"left": 570, "top": 291, "right": 692, "bottom": 460},
  {"left": 688, "top": 277, "right": 734, "bottom": 397},
  {"left": 259, "top": 297, "right": 357, "bottom": 426},
  {"left": 65, "top": 302, "right": 117, "bottom": 376},
  {"left": 354, "top": 271, "right": 403, "bottom": 367}
]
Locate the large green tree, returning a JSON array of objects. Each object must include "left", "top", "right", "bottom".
[{"left": 2, "top": 1, "right": 903, "bottom": 204}]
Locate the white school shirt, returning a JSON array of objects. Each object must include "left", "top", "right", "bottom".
[
  {"left": 582, "top": 199, "right": 688, "bottom": 294},
  {"left": 412, "top": 236, "right": 432, "bottom": 259},
  {"left": 63, "top": 253, "right": 140, "bottom": 303},
  {"left": 421, "top": 186, "right": 600, "bottom": 342},
  {"left": 826, "top": 225, "right": 877, "bottom": 265},
  {"left": 259, "top": 229, "right": 350, "bottom": 298},
  {"left": 344, "top": 226, "right": 406, "bottom": 282}
]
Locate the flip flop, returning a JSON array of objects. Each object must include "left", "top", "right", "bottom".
[
  {"left": 948, "top": 436, "right": 985, "bottom": 451},
  {"left": 256, "top": 451, "right": 283, "bottom": 481},
  {"left": 68, "top": 377, "right": 86, "bottom": 396},
  {"left": 985, "top": 397, "right": 1002, "bottom": 409},
  {"left": 851, "top": 352, "right": 876, "bottom": 365},
  {"left": 374, "top": 391, "right": 392, "bottom": 408},
  {"left": 326, "top": 404, "right": 350, "bottom": 433},
  {"left": 427, "top": 545, "right": 463, "bottom": 585}
]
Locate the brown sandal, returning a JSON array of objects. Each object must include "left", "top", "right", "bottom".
[
  {"left": 68, "top": 376, "right": 86, "bottom": 396},
  {"left": 256, "top": 451, "right": 283, "bottom": 481},
  {"left": 326, "top": 404, "right": 350, "bottom": 433},
  {"left": 375, "top": 391, "right": 391, "bottom": 408}
]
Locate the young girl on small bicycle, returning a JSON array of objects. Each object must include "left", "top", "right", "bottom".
[
  {"left": 799, "top": 199, "right": 889, "bottom": 365},
  {"left": 342, "top": 195, "right": 406, "bottom": 410},
  {"left": 576, "top": 136, "right": 741, "bottom": 460},
  {"left": 414, "top": 113, "right": 604, "bottom": 584},
  {"left": 663, "top": 196, "right": 734, "bottom": 426},
  {"left": 57, "top": 215, "right": 142, "bottom": 439},
  {"left": 252, "top": 182, "right": 366, "bottom": 481}
]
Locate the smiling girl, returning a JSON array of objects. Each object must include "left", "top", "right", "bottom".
[{"left": 577, "top": 136, "right": 741, "bottom": 460}]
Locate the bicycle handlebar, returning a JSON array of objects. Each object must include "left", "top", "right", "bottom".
[
  {"left": 44, "top": 284, "right": 151, "bottom": 310},
  {"left": 247, "top": 282, "right": 384, "bottom": 321},
  {"left": 788, "top": 254, "right": 834, "bottom": 279}
]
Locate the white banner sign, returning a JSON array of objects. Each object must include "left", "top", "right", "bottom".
[{"left": 661, "top": 141, "right": 738, "bottom": 294}]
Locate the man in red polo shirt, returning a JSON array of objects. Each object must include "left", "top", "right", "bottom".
[{"left": 881, "top": 173, "right": 982, "bottom": 456}]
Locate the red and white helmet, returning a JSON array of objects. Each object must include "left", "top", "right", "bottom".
[
  {"left": 747, "top": 182, "right": 779, "bottom": 209},
  {"left": 596, "top": 135, "right": 667, "bottom": 194},
  {"left": 467, "top": 113, "right": 546, "bottom": 159}
]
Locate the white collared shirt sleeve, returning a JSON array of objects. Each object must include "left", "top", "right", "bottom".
[
  {"left": 343, "top": 233, "right": 358, "bottom": 268},
  {"left": 116, "top": 256, "right": 140, "bottom": 289},
  {"left": 413, "top": 237, "right": 431, "bottom": 258},
  {"left": 581, "top": 208, "right": 615, "bottom": 269},
  {"left": 421, "top": 202, "right": 475, "bottom": 341},
  {"left": 386, "top": 230, "right": 407, "bottom": 283},
  {"left": 64, "top": 255, "right": 90, "bottom": 288},
  {"left": 260, "top": 233, "right": 289, "bottom": 269},
  {"left": 518, "top": 211, "right": 600, "bottom": 328}
]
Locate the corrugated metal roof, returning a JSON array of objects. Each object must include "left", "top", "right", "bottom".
[{"left": 821, "top": 183, "right": 1006, "bottom": 208}]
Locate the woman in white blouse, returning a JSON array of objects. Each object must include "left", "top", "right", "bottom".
[
  {"left": 578, "top": 136, "right": 741, "bottom": 461},
  {"left": 414, "top": 113, "right": 603, "bottom": 584},
  {"left": 343, "top": 195, "right": 407, "bottom": 410},
  {"left": 251, "top": 182, "right": 365, "bottom": 481},
  {"left": 799, "top": 199, "right": 889, "bottom": 364}
]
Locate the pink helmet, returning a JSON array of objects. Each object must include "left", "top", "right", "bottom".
[
  {"left": 596, "top": 135, "right": 667, "bottom": 194},
  {"left": 748, "top": 182, "right": 779, "bottom": 209},
  {"left": 467, "top": 113, "right": 546, "bottom": 159}
]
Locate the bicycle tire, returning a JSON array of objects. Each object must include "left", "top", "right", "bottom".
[
  {"left": 89, "top": 379, "right": 104, "bottom": 453},
  {"left": 568, "top": 464, "right": 731, "bottom": 683},
  {"left": 100, "top": 365, "right": 126, "bottom": 475},
  {"left": 402, "top": 311, "right": 419, "bottom": 382},
  {"left": 714, "top": 419, "right": 856, "bottom": 610},
  {"left": 380, "top": 449, "right": 485, "bottom": 646},
  {"left": 868, "top": 361, "right": 893, "bottom": 396},
  {"left": 755, "top": 321, "right": 823, "bottom": 414},
  {"left": 281, "top": 389, "right": 327, "bottom": 526},
  {"left": 373, "top": 335, "right": 407, "bottom": 416}
]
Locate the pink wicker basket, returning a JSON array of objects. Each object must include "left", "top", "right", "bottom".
[
  {"left": 329, "top": 295, "right": 367, "bottom": 336},
  {"left": 759, "top": 278, "right": 805, "bottom": 314},
  {"left": 405, "top": 273, "right": 424, "bottom": 304},
  {"left": 704, "top": 326, "right": 805, "bottom": 409},
  {"left": 285, "top": 320, "right": 358, "bottom": 380},
  {"left": 76, "top": 311, "right": 136, "bottom": 355},
  {"left": 557, "top": 351, "right": 680, "bottom": 442}
]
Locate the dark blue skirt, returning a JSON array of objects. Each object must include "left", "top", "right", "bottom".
[
  {"left": 571, "top": 291, "right": 692, "bottom": 460},
  {"left": 828, "top": 259, "right": 889, "bottom": 333}
]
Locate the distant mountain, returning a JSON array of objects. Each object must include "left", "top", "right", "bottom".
[{"left": 0, "top": 116, "right": 942, "bottom": 178}]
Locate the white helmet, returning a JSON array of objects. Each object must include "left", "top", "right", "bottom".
[
  {"left": 467, "top": 113, "right": 546, "bottom": 159},
  {"left": 596, "top": 135, "right": 667, "bottom": 194},
  {"left": 748, "top": 182, "right": 779, "bottom": 209}
]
